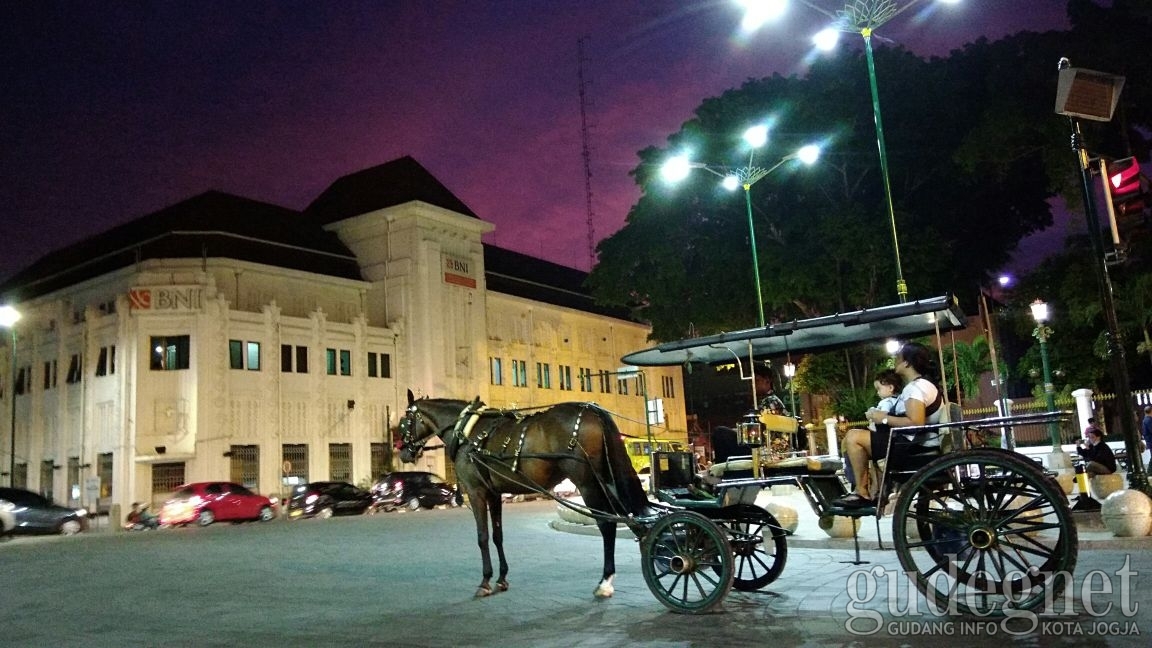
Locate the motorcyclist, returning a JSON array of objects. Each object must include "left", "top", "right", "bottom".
[{"left": 126, "top": 502, "right": 160, "bottom": 529}]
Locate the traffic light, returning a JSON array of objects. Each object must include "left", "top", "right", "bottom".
[{"left": 1106, "top": 156, "right": 1148, "bottom": 216}]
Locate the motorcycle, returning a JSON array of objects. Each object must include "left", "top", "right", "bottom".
[{"left": 124, "top": 503, "right": 161, "bottom": 531}]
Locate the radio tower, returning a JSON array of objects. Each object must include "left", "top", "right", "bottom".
[{"left": 577, "top": 37, "right": 597, "bottom": 269}]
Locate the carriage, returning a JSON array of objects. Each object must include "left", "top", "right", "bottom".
[{"left": 397, "top": 295, "right": 1078, "bottom": 617}]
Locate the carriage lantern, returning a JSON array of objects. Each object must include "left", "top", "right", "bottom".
[{"left": 737, "top": 412, "right": 764, "bottom": 446}]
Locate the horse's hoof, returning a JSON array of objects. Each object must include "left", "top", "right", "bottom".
[
  {"left": 475, "top": 586, "right": 493, "bottom": 598},
  {"left": 593, "top": 582, "right": 615, "bottom": 598},
  {"left": 496, "top": 581, "right": 510, "bottom": 592}
]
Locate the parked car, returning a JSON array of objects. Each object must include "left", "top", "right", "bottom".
[
  {"left": 0, "top": 487, "right": 89, "bottom": 536},
  {"left": 287, "top": 481, "right": 374, "bottom": 519},
  {"left": 371, "top": 471, "right": 461, "bottom": 511},
  {"left": 160, "top": 482, "right": 276, "bottom": 527}
]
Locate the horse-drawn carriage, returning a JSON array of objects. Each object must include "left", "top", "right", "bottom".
[{"left": 397, "top": 295, "right": 1078, "bottom": 616}]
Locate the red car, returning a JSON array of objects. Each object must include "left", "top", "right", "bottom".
[{"left": 160, "top": 482, "right": 276, "bottom": 527}]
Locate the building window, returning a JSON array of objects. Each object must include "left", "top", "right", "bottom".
[
  {"left": 41, "top": 460, "right": 55, "bottom": 501},
  {"left": 151, "top": 335, "right": 190, "bottom": 370},
  {"left": 15, "top": 366, "right": 30, "bottom": 395},
  {"left": 326, "top": 349, "right": 351, "bottom": 376},
  {"left": 367, "top": 352, "right": 391, "bottom": 378},
  {"left": 97, "top": 453, "right": 113, "bottom": 501},
  {"left": 96, "top": 346, "right": 116, "bottom": 376},
  {"left": 511, "top": 360, "right": 527, "bottom": 387},
  {"left": 617, "top": 377, "right": 629, "bottom": 396},
  {"left": 558, "top": 365, "right": 572, "bottom": 391},
  {"left": 599, "top": 370, "right": 612, "bottom": 394},
  {"left": 229, "top": 340, "right": 261, "bottom": 371},
  {"left": 66, "top": 354, "right": 83, "bottom": 384},
  {"left": 579, "top": 367, "right": 593, "bottom": 392},
  {"left": 13, "top": 462, "right": 28, "bottom": 489},
  {"left": 43, "top": 360, "right": 58, "bottom": 390},
  {"left": 229, "top": 445, "right": 260, "bottom": 490},
  {"left": 151, "top": 462, "right": 186, "bottom": 494},
  {"left": 371, "top": 442, "right": 389, "bottom": 480},
  {"left": 536, "top": 362, "right": 551, "bottom": 389},
  {"left": 329, "top": 443, "right": 352, "bottom": 482},
  {"left": 662, "top": 375, "right": 675, "bottom": 399},
  {"left": 283, "top": 444, "right": 309, "bottom": 485},
  {"left": 490, "top": 357, "right": 503, "bottom": 385},
  {"left": 281, "top": 345, "right": 309, "bottom": 373}
]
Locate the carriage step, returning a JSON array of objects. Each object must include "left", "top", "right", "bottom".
[{"left": 826, "top": 505, "right": 876, "bottom": 517}]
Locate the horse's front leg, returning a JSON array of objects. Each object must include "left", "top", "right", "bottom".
[
  {"left": 471, "top": 495, "right": 496, "bottom": 598},
  {"left": 594, "top": 518, "right": 618, "bottom": 598},
  {"left": 490, "top": 495, "right": 510, "bottom": 592}
]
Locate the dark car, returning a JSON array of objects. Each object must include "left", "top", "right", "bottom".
[
  {"left": 371, "top": 471, "right": 461, "bottom": 511},
  {"left": 0, "top": 487, "right": 89, "bottom": 536},
  {"left": 287, "top": 481, "right": 374, "bottom": 519},
  {"left": 159, "top": 481, "right": 276, "bottom": 527}
]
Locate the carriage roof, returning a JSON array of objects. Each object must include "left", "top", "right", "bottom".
[{"left": 620, "top": 294, "right": 967, "bottom": 367}]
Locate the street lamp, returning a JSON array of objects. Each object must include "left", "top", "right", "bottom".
[
  {"left": 663, "top": 132, "right": 821, "bottom": 327},
  {"left": 739, "top": 0, "right": 962, "bottom": 303},
  {"left": 0, "top": 304, "right": 21, "bottom": 487},
  {"left": 1029, "top": 299, "right": 1062, "bottom": 451}
]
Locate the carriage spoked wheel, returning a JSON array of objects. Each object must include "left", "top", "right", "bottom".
[
  {"left": 892, "top": 448, "right": 1078, "bottom": 617},
  {"left": 640, "top": 510, "right": 734, "bottom": 614},
  {"left": 709, "top": 504, "right": 788, "bottom": 591}
]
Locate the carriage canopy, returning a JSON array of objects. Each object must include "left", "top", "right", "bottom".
[{"left": 620, "top": 294, "right": 966, "bottom": 367}]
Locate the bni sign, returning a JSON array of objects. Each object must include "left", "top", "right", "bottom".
[
  {"left": 442, "top": 253, "right": 476, "bottom": 289},
  {"left": 129, "top": 287, "right": 204, "bottom": 311}
]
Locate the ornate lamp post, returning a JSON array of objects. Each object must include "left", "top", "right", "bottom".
[
  {"left": 1029, "top": 299, "right": 1062, "bottom": 452},
  {"left": 738, "top": 0, "right": 961, "bottom": 303},
  {"left": 0, "top": 304, "right": 21, "bottom": 487},
  {"left": 663, "top": 130, "right": 821, "bottom": 327}
]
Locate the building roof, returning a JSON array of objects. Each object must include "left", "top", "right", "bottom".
[
  {"left": 0, "top": 191, "right": 363, "bottom": 300},
  {"left": 483, "top": 246, "right": 631, "bottom": 320},
  {"left": 306, "top": 156, "right": 478, "bottom": 225}
]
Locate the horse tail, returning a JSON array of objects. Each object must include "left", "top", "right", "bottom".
[{"left": 592, "top": 405, "right": 650, "bottom": 516}]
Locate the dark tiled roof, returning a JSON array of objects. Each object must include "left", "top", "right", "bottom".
[
  {"left": 0, "top": 191, "right": 362, "bottom": 301},
  {"left": 483, "top": 246, "right": 633, "bottom": 321},
  {"left": 306, "top": 156, "right": 477, "bottom": 225}
]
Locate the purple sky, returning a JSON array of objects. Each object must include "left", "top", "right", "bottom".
[{"left": 0, "top": 1, "right": 1073, "bottom": 282}]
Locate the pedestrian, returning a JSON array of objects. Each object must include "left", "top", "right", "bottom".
[
  {"left": 1141, "top": 405, "right": 1152, "bottom": 472},
  {"left": 1076, "top": 426, "right": 1117, "bottom": 477}
]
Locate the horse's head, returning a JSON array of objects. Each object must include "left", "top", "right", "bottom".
[{"left": 397, "top": 390, "right": 435, "bottom": 464}]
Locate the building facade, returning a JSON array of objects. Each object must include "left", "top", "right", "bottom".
[{"left": 0, "top": 157, "right": 685, "bottom": 513}]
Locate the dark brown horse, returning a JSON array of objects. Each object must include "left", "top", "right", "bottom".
[{"left": 397, "top": 391, "right": 650, "bottom": 599}]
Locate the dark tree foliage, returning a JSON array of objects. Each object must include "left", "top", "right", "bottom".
[{"left": 589, "top": 1, "right": 1152, "bottom": 344}]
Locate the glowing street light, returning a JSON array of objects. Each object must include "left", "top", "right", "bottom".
[
  {"left": 738, "top": 0, "right": 962, "bottom": 303},
  {"left": 1029, "top": 299, "right": 1062, "bottom": 451},
  {"left": 663, "top": 133, "right": 822, "bottom": 327},
  {"left": 1, "top": 304, "right": 21, "bottom": 487}
]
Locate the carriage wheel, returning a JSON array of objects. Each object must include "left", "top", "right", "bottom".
[
  {"left": 640, "top": 511, "right": 734, "bottom": 614},
  {"left": 892, "top": 448, "right": 1078, "bottom": 617},
  {"left": 710, "top": 504, "right": 788, "bottom": 591}
]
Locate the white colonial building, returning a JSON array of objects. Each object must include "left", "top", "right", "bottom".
[{"left": 0, "top": 157, "right": 685, "bottom": 514}]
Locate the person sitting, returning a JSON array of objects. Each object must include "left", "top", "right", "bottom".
[
  {"left": 1077, "top": 426, "right": 1117, "bottom": 476},
  {"left": 843, "top": 369, "right": 904, "bottom": 490},
  {"left": 833, "top": 342, "right": 944, "bottom": 508}
]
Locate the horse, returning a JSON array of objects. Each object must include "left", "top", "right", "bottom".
[{"left": 397, "top": 390, "right": 651, "bottom": 599}]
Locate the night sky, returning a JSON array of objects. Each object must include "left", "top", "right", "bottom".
[{"left": 0, "top": 1, "right": 1073, "bottom": 283}]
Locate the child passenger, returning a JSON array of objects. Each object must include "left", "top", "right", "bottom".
[{"left": 843, "top": 370, "right": 904, "bottom": 491}]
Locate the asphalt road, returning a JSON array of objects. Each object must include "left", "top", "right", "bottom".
[{"left": 1, "top": 501, "right": 1149, "bottom": 647}]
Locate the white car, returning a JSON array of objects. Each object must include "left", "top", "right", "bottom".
[{"left": 0, "top": 499, "right": 16, "bottom": 537}]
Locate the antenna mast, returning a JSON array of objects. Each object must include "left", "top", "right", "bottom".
[{"left": 577, "top": 36, "right": 597, "bottom": 268}]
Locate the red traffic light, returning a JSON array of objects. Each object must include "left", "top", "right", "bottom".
[{"left": 1108, "top": 156, "right": 1142, "bottom": 197}]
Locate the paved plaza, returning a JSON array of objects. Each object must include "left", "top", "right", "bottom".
[{"left": 1, "top": 495, "right": 1149, "bottom": 647}]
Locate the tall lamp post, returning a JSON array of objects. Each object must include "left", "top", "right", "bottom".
[
  {"left": 739, "top": 0, "right": 961, "bottom": 303},
  {"left": 0, "top": 304, "right": 21, "bottom": 487},
  {"left": 663, "top": 129, "right": 821, "bottom": 327},
  {"left": 1029, "top": 299, "right": 1062, "bottom": 454}
]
